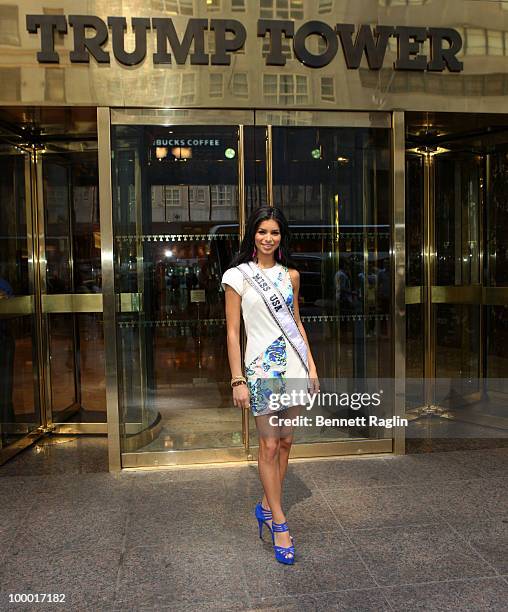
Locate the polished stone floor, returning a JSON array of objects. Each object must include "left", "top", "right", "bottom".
[{"left": 0, "top": 437, "right": 507, "bottom": 611}]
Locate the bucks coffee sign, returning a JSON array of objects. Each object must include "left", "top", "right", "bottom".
[{"left": 26, "top": 16, "right": 463, "bottom": 72}]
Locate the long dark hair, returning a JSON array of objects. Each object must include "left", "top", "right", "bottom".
[{"left": 229, "top": 206, "right": 296, "bottom": 269}]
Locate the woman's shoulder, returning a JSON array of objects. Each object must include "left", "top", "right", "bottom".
[
  {"left": 286, "top": 267, "right": 300, "bottom": 282},
  {"left": 221, "top": 266, "right": 245, "bottom": 295},
  {"left": 222, "top": 265, "right": 243, "bottom": 279}
]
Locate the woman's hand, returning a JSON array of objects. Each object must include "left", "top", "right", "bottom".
[
  {"left": 308, "top": 367, "right": 320, "bottom": 395},
  {"left": 232, "top": 382, "right": 250, "bottom": 409}
]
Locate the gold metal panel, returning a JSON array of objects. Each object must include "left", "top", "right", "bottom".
[
  {"left": 250, "top": 439, "right": 393, "bottom": 460},
  {"left": 405, "top": 286, "right": 422, "bottom": 305},
  {"left": 482, "top": 287, "right": 508, "bottom": 306},
  {"left": 98, "top": 107, "right": 122, "bottom": 472},
  {"left": 431, "top": 285, "right": 482, "bottom": 304},
  {"left": 41, "top": 293, "right": 103, "bottom": 313},
  {"left": 111, "top": 108, "right": 255, "bottom": 126},
  {"left": 7, "top": 3, "right": 508, "bottom": 113},
  {"left": 255, "top": 111, "right": 391, "bottom": 128},
  {"left": 392, "top": 111, "right": 406, "bottom": 456},
  {"left": 0, "top": 295, "right": 34, "bottom": 315},
  {"left": 121, "top": 447, "right": 248, "bottom": 468},
  {"left": 121, "top": 439, "right": 392, "bottom": 469}
]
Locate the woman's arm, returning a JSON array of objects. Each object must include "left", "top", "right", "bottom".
[
  {"left": 289, "top": 269, "right": 320, "bottom": 393},
  {"left": 224, "top": 285, "right": 250, "bottom": 409}
]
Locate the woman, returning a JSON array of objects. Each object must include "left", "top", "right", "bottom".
[{"left": 222, "top": 206, "right": 319, "bottom": 565}]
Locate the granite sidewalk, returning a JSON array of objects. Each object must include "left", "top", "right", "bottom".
[{"left": 0, "top": 437, "right": 507, "bottom": 611}]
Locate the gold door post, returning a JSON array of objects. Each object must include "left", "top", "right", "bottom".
[
  {"left": 98, "top": 107, "right": 121, "bottom": 472},
  {"left": 423, "top": 152, "right": 437, "bottom": 411},
  {"left": 392, "top": 112, "right": 406, "bottom": 455}
]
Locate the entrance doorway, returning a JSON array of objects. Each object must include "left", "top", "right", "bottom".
[
  {"left": 109, "top": 109, "right": 397, "bottom": 467},
  {"left": 0, "top": 107, "right": 105, "bottom": 464},
  {"left": 406, "top": 112, "right": 508, "bottom": 435}
]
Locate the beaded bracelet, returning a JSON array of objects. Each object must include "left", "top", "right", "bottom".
[
  {"left": 231, "top": 380, "right": 247, "bottom": 388},
  {"left": 231, "top": 375, "right": 247, "bottom": 387}
]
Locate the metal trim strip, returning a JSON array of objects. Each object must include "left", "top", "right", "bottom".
[
  {"left": 98, "top": 107, "right": 122, "bottom": 472},
  {"left": 111, "top": 108, "right": 255, "bottom": 126},
  {"left": 392, "top": 111, "right": 406, "bottom": 456}
]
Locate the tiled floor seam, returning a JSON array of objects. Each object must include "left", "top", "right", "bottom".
[
  {"left": 238, "top": 558, "right": 257, "bottom": 607},
  {"left": 443, "top": 516, "right": 503, "bottom": 577},
  {"left": 306, "top": 471, "right": 396, "bottom": 611},
  {"left": 112, "top": 513, "right": 130, "bottom": 607},
  {"left": 380, "top": 573, "right": 508, "bottom": 591},
  {"left": 238, "top": 576, "right": 508, "bottom": 606}
]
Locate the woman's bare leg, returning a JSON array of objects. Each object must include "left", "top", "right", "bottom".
[
  {"left": 261, "top": 405, "right": 301, "bottom": 510},
  {"left": 256, "top": 414, "right": 292, "bottom": 549}
]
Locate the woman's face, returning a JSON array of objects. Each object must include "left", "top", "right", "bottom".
[{"left": 254, "top": 219, "right": 281, "bottom": 257}]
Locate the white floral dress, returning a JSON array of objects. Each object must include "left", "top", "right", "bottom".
[{"left": 222, "top": 263, "right": 308, "bottom": 416}]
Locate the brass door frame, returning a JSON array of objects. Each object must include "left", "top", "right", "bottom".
[{"left": 106, "top": 109, "right": 403, "bottom": 471}]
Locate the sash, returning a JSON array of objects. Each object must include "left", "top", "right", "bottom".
[{"left": 238, "top": 262, "right": 309, "bottom": 373}]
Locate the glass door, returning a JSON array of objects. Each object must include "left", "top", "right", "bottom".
[
  {"left": 1, "top": 107, "right": 106, "bottom": 466},
  {"left": 405, "top": 113, "right": 508, "bottom": 436},
  {"left": 0, "top": 138, "right": 42, "bottom": 461},
  {"left": 110, "top": 109, "right": 396, "bottom": 467},
  {"left": 39, "top": 140, "right": 106, "bottom": 431},
  {"left": 254, "top": 112, "right": 394, "bottom": 458},
  {"left": 111, "top": 110, "right": 252, "bottom": 464}
]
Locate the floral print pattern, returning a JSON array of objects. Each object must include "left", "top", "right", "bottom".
[
  {"left": 245, "top": 266, "right": 294, "bottom": 415},
  {"left": 246, "top": 336, "right": 287, "bottom": 415}
]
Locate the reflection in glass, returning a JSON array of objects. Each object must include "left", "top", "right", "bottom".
[
  {"left": 42, "top": 146, "right": 105, "bottom": 423},
  {"left": 405, "top": 154, "right": 423, "bottom": 287},
  {"left": 262, "top": 126, "right": 393, "bottom": 443},
  {"left": 112, "top": 125, "right": 242, "bottom": 451},
  {"left": 486, "top": 151, "right": 508, "bottom": 286},
  {"left": 78, "top": 314, "right": 106, "bottom": 419},
  {"left": 435, "top": 154, "right": 480, "bottom": 287},
  {"left": 43, "top": 152, "right": 101, "bottom": 294},
  {"left": 49, "top": 314, "right": 76, "bottom": 416},
  {"left": 0, "top": 152, "right": 39, "bottom": 447}
]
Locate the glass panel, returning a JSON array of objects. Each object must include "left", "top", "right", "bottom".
[
  {"left": 0, "top": 149, "right": 40, "bottom": 448},
  {"left": 43, "top": 152, "right": 101, "bottom": 294},
  {"left": 42, "top": 144, "right": 104, "bottom": 423},
  {"left": 406, "top": 154, "right": 424, "bottom": 286},
  {"left": 405, "top": 154, "right": 425, "bottom": 410},
  {"left": 78, "top": 313, "right": 106, "bottom": 420},
  {"left": 484, "top": 148, "right": 508, "bottom": 416},
  {"left": 485, "top": 306, "right": 508, "bottom": 425},
  {"left": 486, "top": 150, "right": 508, "bottom": 287},
  {"left": 48, "top": 313, "right": 76, "bottom": 414},
  {"left": 435, "top": 154, "right": 481, "bottom": 286},
  {"left": 112, "top": 124, "right": 242, "bottom": 453},
  {"left": 263, "top": 125, "right": 392, "bottom": 443},
  {"left": 245, "top": 126, "right": 268, "bottom": 213},
  {"left": 435, "top": 304, "right": 481, "bottom": 405}
]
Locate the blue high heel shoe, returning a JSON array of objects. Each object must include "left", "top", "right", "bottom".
[
  {"left": 255, "top": 502, "right": 272, "bottom": 539},
  {"left": 272, "top": 521, "right": 295, "bottom": 565}
]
